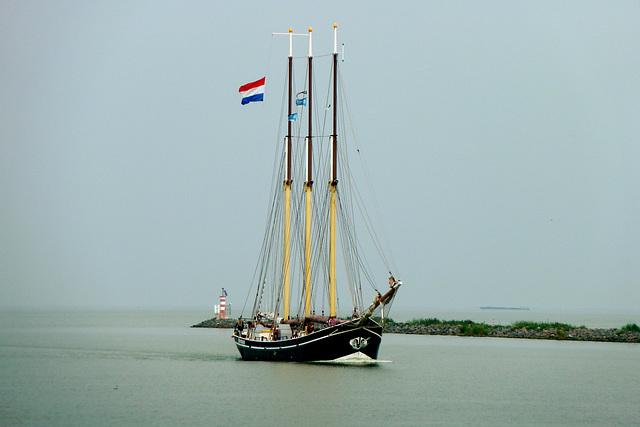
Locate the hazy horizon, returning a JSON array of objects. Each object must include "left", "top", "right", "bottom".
[{"left": 2, "top": 2, "right": 638, "bottom": 311}]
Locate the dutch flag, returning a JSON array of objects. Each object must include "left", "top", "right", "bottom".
[{"left": 239, "top": 77, "right": 265, "bottom": 105}]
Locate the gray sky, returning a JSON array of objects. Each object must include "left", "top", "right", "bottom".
[{"left": 1, "top": 1, "right": 638, "bottom": 311}]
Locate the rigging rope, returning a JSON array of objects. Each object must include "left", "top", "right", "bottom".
[
  {"left": 242, "top": 52, "right": 399, "bottom": 320},
  {"left": 339, "top": 74, "right": 399, "bottom": 276}
]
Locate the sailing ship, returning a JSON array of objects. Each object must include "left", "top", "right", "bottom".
[{"left": 233, "top": 25, "right": 401, "bottom": 362}]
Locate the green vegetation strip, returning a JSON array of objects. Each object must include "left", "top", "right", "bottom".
[
  {"left": 620, "top": 323, "right": 640, "bottom": 333},
  {"left": 381, "top": 318, "right": 640, "bottom": 342}
]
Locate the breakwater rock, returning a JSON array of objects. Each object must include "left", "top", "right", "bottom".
[
  {"left": 384, "top": 322, "right": 640, "bottom": 343},
  {"left": 191, "top": 317, "right": 640, "bottom": 343},
  {"left": 192, "top": 318, "right": 236, "bottom": 328}
]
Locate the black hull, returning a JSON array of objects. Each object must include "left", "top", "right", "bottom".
[{"left": 233, "top": 319, "right": 383, "bottom": 362}]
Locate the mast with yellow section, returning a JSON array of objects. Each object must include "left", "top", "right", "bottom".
[
  {"left": 304, "top": 27, "right": 314, "bottom": 317},
  {"left": 329, "top": 23, "right": 338, "bottom": 317},
  {"left": 282, "top": 28, "right": 293, "bottom": 320}
]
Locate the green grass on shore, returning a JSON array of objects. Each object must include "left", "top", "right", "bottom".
[
  {"left": 403, "top": 317, "right": 484, "bottom": 327},
  {"left": 395, "top": 318, "right": 585, "bottom": 330},
  {"left": 385, "top": 318, "right": 593, "bottom": 337},
  {"left": 510, "top": 321, "right": 583, "bottom": 330},
  {"left": 620, "top": 323, "right": 640, "bottom": 333},
  {"left": 459, "top": 323, "right": 491, "bottom": 336}
]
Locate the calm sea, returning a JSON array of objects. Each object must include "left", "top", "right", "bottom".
[{"left": 1, "top": 308, "right": 639, "bottom": 426}]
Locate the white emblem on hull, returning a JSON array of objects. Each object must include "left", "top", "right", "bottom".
[{"left": 349, "top": 337, "right": 369, "bottom": 350}]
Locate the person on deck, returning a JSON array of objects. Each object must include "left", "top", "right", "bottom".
[
  {"left": 235, "top": 317, "right": 244, "bottom": 336},
  {"left": 328, "top": 316, "right": 337, "bottom": 327}
]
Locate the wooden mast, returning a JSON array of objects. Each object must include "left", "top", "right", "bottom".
[
  {"left": 329, "top": 23, "right": 338, "bottom": 317},
  {"left": 304, "top": 27, "right": 313, "bottom": 317},
  {"left": 283, "top": 28, "right": 293, "bottom": 320}
]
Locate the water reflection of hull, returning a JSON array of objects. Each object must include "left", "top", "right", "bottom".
[{"left": 233, "top": 319, "right": 382, "bottom": 362}]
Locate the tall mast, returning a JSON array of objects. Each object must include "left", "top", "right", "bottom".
[
  {"left": 283, "top": 28, "right": 293, "bottom": 320},
  {"left": 329, "top": 23, "right": 338, "bottom": 317},
  {"left": 304, "top": 27, "right": 313, "bottom": 317}
]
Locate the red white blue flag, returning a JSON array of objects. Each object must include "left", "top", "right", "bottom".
[{"left": 239, "top": 77, "right": 265, "bottom": 105}]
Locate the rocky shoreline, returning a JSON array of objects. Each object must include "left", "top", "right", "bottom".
[
  {"left": 383, "top": 323, "right": 640, "bottom": 343},
  {"left": 191, "top": 318, "right": 640, "bottom": 343},
  {"left": 192, "top": 318, "right": 237, "bottom": 328}
]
